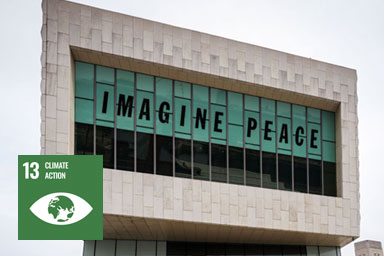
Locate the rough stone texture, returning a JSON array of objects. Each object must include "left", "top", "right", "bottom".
[
  {"left": 41, "top": 0, "right": 359, "bottom": 247},
  {"left": 355, "top": 240, "right": 383, "bottom": 256}
]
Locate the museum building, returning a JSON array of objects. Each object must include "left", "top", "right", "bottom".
[{"left": 40, "top": 0, "right": 360, "bottom": 255}]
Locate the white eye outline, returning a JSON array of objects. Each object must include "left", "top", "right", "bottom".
[{"left": 29, "top": 192, "right": 93, "bottom": 225}]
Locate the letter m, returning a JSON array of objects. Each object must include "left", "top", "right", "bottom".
[{"left": 117, "top": 94, "right": 134, "bottom": 117}]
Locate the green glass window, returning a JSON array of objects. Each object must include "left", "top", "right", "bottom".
[
  {"left": 76, "top": 62, "right": 94, "bottom": 99},
  {"left": 174, "top": 80, "right": 191, "bottom": 99},
  {"left": 156, "top": 77, "right": 173, "bottom": 136},
  {"left": 136, "top": 90, "right": 154, "bottom": 132},
  {"left": 293, "top": 104, "right": 306, "bottom": 158},
  {"left": 136, "top": 73, "right": 154, "bottom": 92},
  {"left": 116, "top": 70, "right": 134, "bottom": 131},
  {"left": 96, "top": 83, "right": 114, "bottom": 127},
  {"left": 193, "top": 85, "right": 209, "bottom": 142},
  {"left": 96, "top": 65, "right": 114, "bottom": 85},
  {"left": 308, "top": 123, "right": 321, "bottom": 157},
  {"left": 245, "top": 111, "right": 260, "bottom": 147},
  {"left": 228, "top": 92, "right": 243, "bottom": 148},
  {"left": 261, "top": 98, "right": 276, "bottom": 153},
  {"left": 74, "top": 61, "right": 340, "bottom": 197},
  {"left": 175, "top": 98, "right": 191, "bottom": 138},
  {"left": 75, "top": 98, "right": 94, "bottom": 124},
  {"left": 210, "top": 104, "right": 226, "bottom": 141}
]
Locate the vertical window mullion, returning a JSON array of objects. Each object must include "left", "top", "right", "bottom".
[
  {"left": 208, "top": 88, "right": 212, "bottom": 181},
  {"left": 153, "top": 77, "right": 157, "bottom": 174},
  {"left": 259, "top": 98, "right": 263, "bottom": 187},
  {"left": 226, "top": 91, "right": 229, "bottom": 183},
  {"left": 243, "top": 94, "right": 246, "bottom": 185},
  {"left": 321, "top": 110, "right": 324, "bottom": 195},
  {"left": 306, "top": 107, "right": 309, "bottom": 193},
  {"left": 291, "top": 104, "right": 294, "bottom": 191},
  {"left": 134, "top": 73, "right": 137, "bottom": 172},
  {"left": 172, "top": 80, "right": 175, "bottom": 177},
  {"left": 114, "top": 68, "right": 117, "bottom": 170},
  {"left": 191, "top": 84, "right": 194, "bottom": 179},
  {"left": 93, "top": 64, "right": 96, "bottom": 156},
  {"left": 275, "top": 100, "right": 278, "bottom": 189}
]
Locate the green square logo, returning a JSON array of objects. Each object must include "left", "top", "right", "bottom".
[{"left": 18, "top": 155, "right": 103, "bottom": 240}]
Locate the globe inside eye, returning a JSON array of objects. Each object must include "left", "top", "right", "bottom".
[
  {"left": 30, "top": 192, "right": 93, "bottom": 226},
  {"left": 48, "top": 195, "right": 75, "bottom": 222}
]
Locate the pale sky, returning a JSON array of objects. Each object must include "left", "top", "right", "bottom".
[{"left": 0, "top": 0, "right": 383, "bottom": 255}]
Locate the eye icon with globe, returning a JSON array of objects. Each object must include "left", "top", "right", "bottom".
[
  {"left": 48, "top": 195, "right": 75, "bottom": 223},
  {"left": 29, "top": 192, "right": 93, "bottom": 225}
]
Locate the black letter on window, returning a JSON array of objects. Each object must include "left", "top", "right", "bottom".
[
  {"left": 247, "top": 117, "right": 257, "bottom": 137},
  {"left": 102, "top": 91, "right": 109, "bottom": 114},
  {"left": 159, "top": 101, "right": 170, "bottom": 123},
  {"left": 117, "top": 94, "right": 134, "bottom": 117},
  {"left": 180, "top": 105, "right": 186, "bottom": 126},
  {"left": 139, "top": 98, "right": 150, "bottom": 120},
  {"left": 214, "top": 112, "right": 224, "bottom": 132},
  {"left": 295, "top": 127, "right": 304, "bottom": 146},
  {"left": 195, "top": 108, "right": 207, "bottom": 129},
  {"left": 279, "top": 124, "right": 288, "bottom": 144},
  {"left": 310, "top": 129, "right": 319, "bottom": 149},
  {"left": 264, "top": 120, "right": 273, "bottom": 140}
]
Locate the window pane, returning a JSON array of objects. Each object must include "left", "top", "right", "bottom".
[
  {"left": 244, "top": 244, "right": 263, "bottom": 255},
  {"left": 156, "top": 135, "right": 173, "bottom": 176},
  {"left": 96, "top": 65, "right": 114, "bottom": 84},
  {"left": 167, "top": 241, "right": 186, "bottom": 255},
  {"left": 309, "top": 159, "right": 322, "bottom": 195},
  {"left": 116, "top": 240, "right": 136, "bottom": 256},
  {"left": 319, "top": 246, "right": 337, "bottom": 256},
  {"left": 226, "top": 243, "right": 244, "bottom": 255},
  {"left": 75, "top": 123, "right": 93, "bottom": 155},
  {"left": 137, "top": 132, "right": 154, "bottom": 173},
  {"left": 263, "top": 152, "right": 277, "bottom": 189},
  {"left": 95, "top": 240, "right": 115, "bottom": 256},
  {"left": 193, "top": 141, "right": 209, "bottom": 181},
  {"left": 75, "top": 62, "right": 94, "bottom": 99},
  {"left": 156, "top": 77, "right": 173, "bottom": 137},
  {"left": 211, "top": 143, "right": 227, "bottom": 183},
  {"left": 96, "top": 126, "right": 114, "bottom": 168},
  {"left": 246, "top": 149, "right": 260, "bottom": 187},
  {"left": 264, "top": 245, "right": 282, "bottom": 256},
  {"left": 278, "top": 154, "right": 292, "bottom": 191},
  {"left": 75, "top": 98, "right": 94, "bottom": 124},
  {"left": 324, "top": 162, "right": 337, "bottom": 196},
  {"left": 206, "top": 243, "right": 225, "bottom": 255},
  {"left": 261, "top": 98, "right": 276, "bottom": 154},
  {"left": 306, "top": 246, "right": 319, "bottom": 256},
  {"left": 187, "top": 242, "right": 205, "bottom": 256},
  {"left": 229, "top": 147, "right": 244, "bottom": 185},
  {"left": 175, "top": 138, "right": 191, "bottom": 178},
  {"left": 282, "top": 245, "right": 302, "bottom": 256},
  {"left": 117, "top": 129, "right": 134, "bottom": 171},
  {"left": 294, "top": 157, "right": 307, "bottom": 193},
  {"left": 136, "top": 241, "right": 156, "bottom": 256}
]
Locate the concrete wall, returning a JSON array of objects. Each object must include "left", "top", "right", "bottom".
[{"left": 40, "top": 0, "right": 359, "bottom": 246}]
